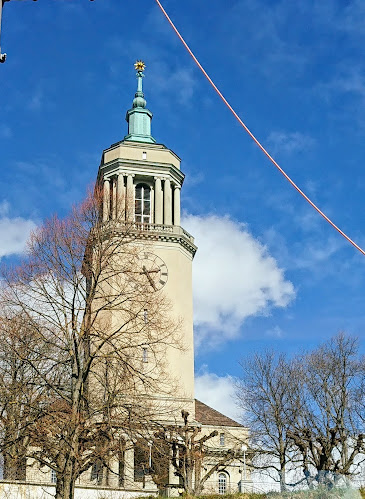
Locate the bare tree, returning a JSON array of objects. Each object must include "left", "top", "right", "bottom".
[
  {"left": 152, "top": 410, "right": 240, "bottom": 495},
  {"left": 0, "top": 188, "right": 180, "bottom": 499},
  {"left": 288, "top": 334, "right": 365, "bottom": 488},
  {"left": 236, "top": 351, "right": 295, "bottom": 492},
  {"left": 0, "top": 313, "right": 46, "bottom": 480},
  {"left": 237, "top": 335, "right": 365, "bottom": 491}
]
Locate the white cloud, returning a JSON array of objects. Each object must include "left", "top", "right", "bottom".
[
  {"left": 0, "top": 201, "right": 10, "bottom": 217},
  {"left": 263, "top": 226, "right": 344, "bottom": 274},
  {"left": 340, "top": 0, "right": 365, "bottom": 38},
  {"left": 267, "top": 131, "right": 315, "bottom": 156},
  {"left": 28, "top": 87, "right": 44, "bottom": 111},
  {"left": 182, "top": 214, "right": 295, "bottom": 346},
  {"left": 0, "top": 124, "right": 12, "bottom": 139},
  {"left": 195, "top": 369, "right": 240, "bottom": 422},
  {"left": 293, "top": 237, "right": 343, "bottom": 271},
  {"left": 336, "top": 70, "right": 365, "bottom": 98},
  {"left": 318, "top": 67, "right": 365, "bottom": 107},
  {"left": 106, "top": 17, "right": 197, "bottom": 107},
  {"left": 0, "top": 202, "right": 36, "bottom": 258},
  {"left": 222, "top": 0, "right": 310, "bottom": 81},
  {"left": 265, "top": 325, "right": 284, "bottom": 339},
  {"left": 142, "top": 57, "right": 197, "bottom": 106}
]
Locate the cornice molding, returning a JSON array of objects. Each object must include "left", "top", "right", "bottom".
[
  {"left": 101, "top": 222, "right": 197, "bottom": 258},
  {"left": 105, "top": 140, "right": 182, "bottom": 163},
  {"left": 99, "top": 158, "right": 185, "bottom": 187}
]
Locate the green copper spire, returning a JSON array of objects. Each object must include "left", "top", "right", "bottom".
[{"left": 124, "top": 60, "right": 156, "bottom": 144}]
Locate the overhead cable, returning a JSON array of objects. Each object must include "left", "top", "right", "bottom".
[{"left": 154, "top": 0, "right": 365, "bottom": 257}]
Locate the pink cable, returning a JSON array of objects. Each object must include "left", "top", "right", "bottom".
[{"left": 154, "top": 0, "right": 365, "bottom": 257}]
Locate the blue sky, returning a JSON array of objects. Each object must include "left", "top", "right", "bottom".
[{"left": 2, "top": 0, "right": 365, "bottom": 419}]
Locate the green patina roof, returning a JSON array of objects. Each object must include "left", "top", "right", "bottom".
[{"left": 124, "top": 61, "right": 156, "bottom": 144}]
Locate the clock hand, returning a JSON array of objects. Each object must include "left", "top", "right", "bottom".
[
  {"left": 142, "top": 265, "right": 157, "bottom": 291},
  {"left": 139, "top": 268, "right": 160, "bottom": 274}
]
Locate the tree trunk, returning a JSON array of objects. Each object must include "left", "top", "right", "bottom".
[
  {"left": 55, "top": 464, "right": 76, "bottom": 499},
  {"left": 194, "top": 458, "right": 203, "bottom": 495},
  {"left": 194, "top": 481, "right": 204, "bottom": 496},
  {"left": 55, "top": 478, "right": 75, "bottom": 499},
  {"left": 185, "top": 468, "right": 194, "bottom": 495},
  {"left": 279, "top": 465, "right": 287, "bottom": 492}
]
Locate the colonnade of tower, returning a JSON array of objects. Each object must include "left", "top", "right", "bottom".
[{"left": 102, "top": 173, "right": 181, "bottom": 226}]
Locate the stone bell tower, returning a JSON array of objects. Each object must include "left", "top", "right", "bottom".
[{"left": 97, "top": 61, "right": 196, "bottom": 418}]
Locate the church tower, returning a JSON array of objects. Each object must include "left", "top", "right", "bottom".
[{"left": 97, "top": 61, "right": 196, "bottom": 418}]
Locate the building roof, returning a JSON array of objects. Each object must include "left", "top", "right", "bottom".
[{"left": 195, "top": 399, "right": 243, "bottom": 428}]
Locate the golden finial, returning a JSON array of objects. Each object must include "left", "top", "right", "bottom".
[{"left": 134, "top": 60, "right": 146, "bottom": 72}]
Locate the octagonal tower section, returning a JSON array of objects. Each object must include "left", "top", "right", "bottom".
[{"left": 97, "top": 136, "right": 197, "bottom": 421}]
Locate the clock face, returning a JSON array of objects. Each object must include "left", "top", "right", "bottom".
[{"left": 138, "top": 252, "right": 168, "bottom": 291}]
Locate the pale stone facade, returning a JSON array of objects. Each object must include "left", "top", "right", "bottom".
[{"left": 98, "top": 138, "right": 196, "bottom": 419}]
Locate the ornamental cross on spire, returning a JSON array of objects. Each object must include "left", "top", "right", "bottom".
[
  {"left": 134, "top": 60, "right": 146, "bottom": 72},
  {"left": 134, "top": 60, "right": 146, "bottom": 98},
  {"left": 124, "top": 59, "right": 156, "bottom": 144}
]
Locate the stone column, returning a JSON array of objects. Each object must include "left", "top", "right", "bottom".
[
  {"left": 107, "top": 455, "right": 120, "bottom": 488},
  {"left": 112, "top": 177, "right": 117, "bottom": 220},
  {"left": 103, "top": 178, "right": 110, "bottom": 222},
  {"left": 169, "top": 448, "right": 180, "bottom": 487},
  {"left": 173, "top": 184, "right": 181, "bottom": 226},
  {"left": 164, "top": 178, "right": 172, "bottom": 225},
  {"left": 126, "top": 174, "right": 134, "bottom": 222},
  {"left": 124, "top": 444, "right": 135, "bottom": 489},
  {"left": 117, "top": 173, "right": 125, "bottom": 220},
  {"left": 150, "top": 185, "right": 154, "bottom": 225},
  {"left": 154, "top": 177, "right": 163, "bottom": 224}
]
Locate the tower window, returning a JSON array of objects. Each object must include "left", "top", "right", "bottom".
[
  {"left": 218, "top": 473, "right": 227, "bottom": 494},
  {"left": 51, "top": 469, "right": 57, "bottom": 483},
  {"left": 91, "top": 460, "right": 103, "bottom": 484},
  {"left": 144, "top": 309, "right": 148, "bottom": 324},
  {"left": 135, "top": 184, "right": 151, "bottom": 224},
  {"left": 220, "top": 433, "right": 225, "bottom": 446},
  {"left": 143, "top": 347, "right": 148, "bottom": 363},
  {"left": 134, "top": 441, "right": 149, "bottom": 482},
  {"left": 142, "top": 151, "right": 147, "bottom": 160}
]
